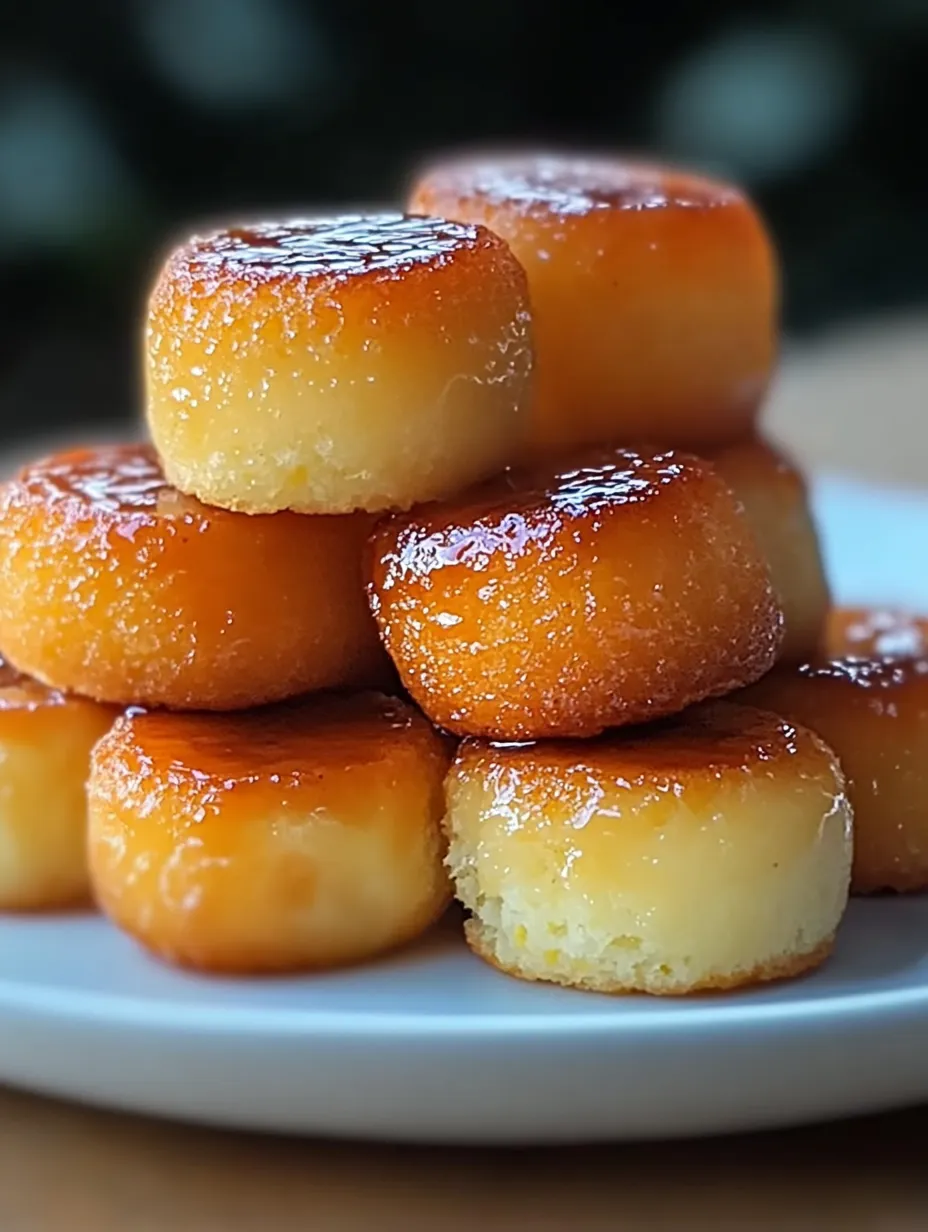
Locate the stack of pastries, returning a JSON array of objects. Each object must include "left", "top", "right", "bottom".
[{"left": 0, "top": 152, "right": 925, "bottom": 995}]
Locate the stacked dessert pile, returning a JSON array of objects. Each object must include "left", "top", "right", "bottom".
[{"left": 0, "top": 153, "right": 925, "bottom": 993}]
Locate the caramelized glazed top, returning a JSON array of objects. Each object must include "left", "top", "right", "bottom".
[
  {"left": 474, "top": 702, "right": 811, "bottom": 780},
  {"left": 167, "top": 214, "right": 485, "bottom": 287},
  {"left": 521, "top": 450, "right": 686, "bottom": 514},
  {"left": 416, "top": 154, "right": 741, "bottom": 219},
  {"left": 110, "top": 692, "right": 441, "bottom": 789},
  {"left": 9, "top": 443, "right": 235, "bottom": 526},
  {"left": 15, "top": 444, "right": 168, "bottom": 513},
  {"left": 375, "top": 448, "right": 694, "bottom": 580}
]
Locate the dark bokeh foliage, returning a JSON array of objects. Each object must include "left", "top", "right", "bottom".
[{"left": 0, "top": 0, "right": 926, "bottom": 440}]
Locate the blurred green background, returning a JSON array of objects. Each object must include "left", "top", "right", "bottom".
[{"left": 1, "top": 0, "right": 926, "bottom": 443}]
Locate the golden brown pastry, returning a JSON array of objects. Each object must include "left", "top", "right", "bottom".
[
  {"left": 369, "top": 447, "right": 783, "bottom": 740},
  {"left": 0, "top": 655, "right": 115, "bottom": 910},
  {"left": 146, "top": 214, "right": 534, "bottom": 513},
  {"left": 0, "top": 443, "right": 390, "bottom": 709},
  {"left": 409, "top": 153, "right": 776, "bottom": 455},
  {"left": 445, "top": 703, "right": 851, "bottom": 995},
  {"left": 708, "top": 438, "right": 829, "bottom": 663},
  {"left": 742, "top": 658, "right": 928, "bottom": 893},
  {"left": 89, "top": 693, "right": 452, "bottom": 973}
]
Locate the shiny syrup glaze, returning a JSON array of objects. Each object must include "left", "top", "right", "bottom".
[
  {"left": 178, "top": 214, "right": 483, "bottom": 282},
  {"left": 16, "top": 444, "right": 168, "bottom": 513},
  {"left": 121, "top": 692, "right": 428, "bottom": 791},
  {"left": 798, "top": 657, "right": 928, "bottom": 689},
  {"left": 478, "top": 702, "right": 806, "bottom": 778},
  {"left": 380, "top": 449, "right": 690, "bottom": 581},
  {"left": 12, "top": 443, "right": 213, "bottom": 523},
  {"left": 419, "top": 154, "right": 742, "bottom": 218},
  {"left": 826, "top": 607, "right": 928, "bottom": 659},
  {"left": 537, "top": 452, "right": 686, "bottom": 514}
]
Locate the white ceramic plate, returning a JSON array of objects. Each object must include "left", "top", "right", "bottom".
[{"left": 0, "top": 473, "right": 927, "bottom": 1145}]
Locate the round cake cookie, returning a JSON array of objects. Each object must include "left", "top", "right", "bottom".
[
  {"left": 146, "top": 214, "right": 534, "bottom": 513},
  {"left": 409, "top": 153, "right": 776, "bottom": 454},
  {"left": 708, "top": 439, "right": 829, "bottom": 663},
  {"left": 742, "top": 658, "right": 928, "bottom": 894},
  {"left": 0, "top": 444, "right": 390, "bottom": 709},
  {"left": 89, "top": 693, "right": 452, "bottom": 973},
  {"left": 0, "top": 655, "right": 115, "bottom": 910},
  {"left": 824, "top": 607, "right": 928, "bottom": 659},
  {"left": 369, "top": 447, "right": 783, "bottom": 740},
  {"left": 444, "top": 703, "right": 851, "bottom": 995}
]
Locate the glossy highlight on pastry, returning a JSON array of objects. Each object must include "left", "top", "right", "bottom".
[
  {"left": 146, "top": 213, "right": 534, "bottom": 513},
  {"left": 444, "top": 703, "right": 851, "bottom": 994},
  {"left": 824, "top": 607, "right": 928, "bottom": 660},
  {"left": 369, "top": 447, "right": 783, "bottom": 739},
  {"left": 0, "top": 443, "right": 389, "bottom": 709},
  {"left": 89, "top": 693, "right": 452, "bottom": 973}
]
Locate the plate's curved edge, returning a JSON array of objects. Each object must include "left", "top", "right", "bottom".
[
  {"left": 0, "top": 468, "right": 925, "bottom": 1138},
  {"left": 3, "top": 978, "right": 928, "bottom": 1036},
  {"left": 1, "top": 906, "right": 928, "bottom": 1038}
]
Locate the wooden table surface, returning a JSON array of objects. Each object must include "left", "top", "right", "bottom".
[{"left": 2, "top": 315, "right": 928, "bottom": 1231}]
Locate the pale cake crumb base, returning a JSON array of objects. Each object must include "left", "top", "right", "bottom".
[{"left": 465, "top": 918, "right": 836, "bottom": 996}]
